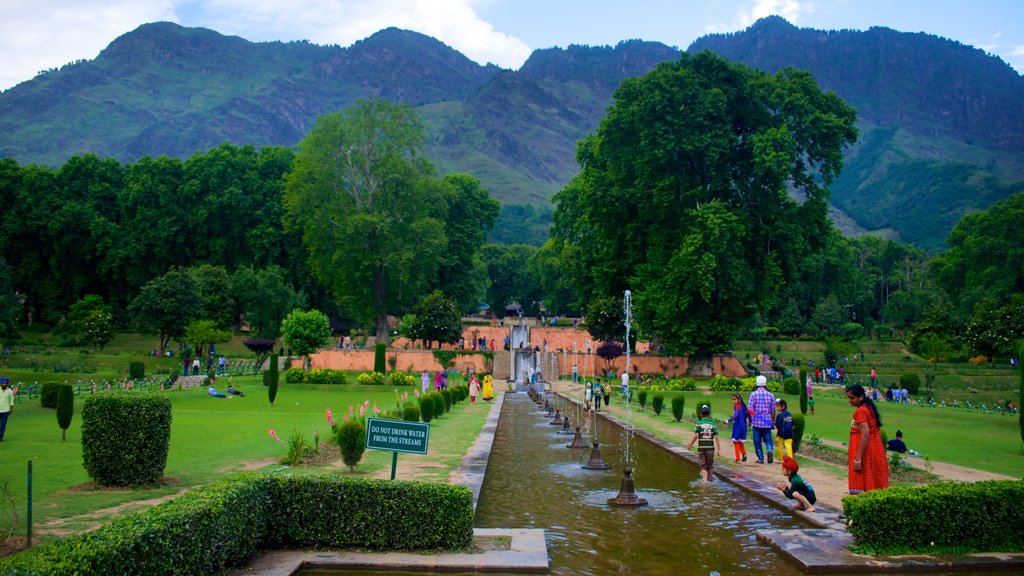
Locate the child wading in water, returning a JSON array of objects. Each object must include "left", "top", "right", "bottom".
[
  {"left": 726, "top": 393, "right": 751, "bottom": 463},
  {"left": 775, "top": 456, "right": 816, "bottom": 512},
  {"left": 688, "top": 405, "right": 721, "bottom": 482}
]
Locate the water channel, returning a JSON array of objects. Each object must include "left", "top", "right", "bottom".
[{"left": 473, "top": 393, "right": 804, "bottom": 575}]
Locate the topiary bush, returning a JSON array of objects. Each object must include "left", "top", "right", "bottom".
[
  {"left": 336, "top": 418, "right": 366, "bottom": 472},
  {"left": 402, "top": 402, "right": 421, "bottom": 422},
  {"left": 374, "top": 342, "right": 386, "bottom": 373},
  {"left": 791, "top": 412, "right": 805, "bottom": 452},
  {"left": 637, "top": 389, "right": 648, "bottom": 410},
  {"left": 799, "top": 368, "right": 808, "bottom": 415},
  {"left": 387, "top": 371, "right": 415, "bottom": 387},
  {"left": 431, "top": 392, "right": 446, "bottom": 418},
  {"left": 303, "top": 369, "right": 348, "bottom": 385},
  {"left": 783, "top": 377, "right": 800, "bottom": 396},
  {"left": 284, "top": 367, "right": 305, "bottom": 383},
  {"left": 40, "top": 382, "right": 60, "bottom": 408},
  {"left": 81, "top": 393, "right": 172, "bottom": 486},
  {"left": 843, "top": 480, "right": 1024, "bottom": 553},
  {"left": 440, "top": 389, "right": 453, "bottom": 413},
  {"left": 651, "top": 393, "right": 664, "bottom": 416},
  {"left": 671, "top": 395, "right": 685, "bottom": 422},
  {"left": 419, "top": 394, "right": 435, "bottom": 422},
  {"left": 899, "top": 373, "right": 921, "bottom": 395},
  {"left": 268, "top": 353, "right": 279, "bottom": 406},
  {"left": 129, "top": 360, "right": 145, "bottom": 379},
  {"left": 56, "top": 383, "right": 74, "bottom": 441},
  {"left": 357, "top": 371, "right": 386, "bottom": 386}
]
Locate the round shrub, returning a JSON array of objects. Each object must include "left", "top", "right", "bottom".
[
  {"left": 284, "top": 367, "right": 306, "bottom": 383},
  {"left": 430, "top": 392, "right": 446, "bottom": 418},
  {"left": 40, "top": 382, "right": 60, "bottom": 408},
  {"left": 899, "top": 373, "right": 921, "bottom": 395},
  {"left": 81, "top": 393, "right": 172, "bottom": 486},
  {"left": 651, "top": 393, "right": 665, "bottom": 416},
  {"left": 357, "top": 372, "right": 386, "bottom": 386},
  {"left": 336, "top": 419, "right": 366, "bottom": 472},
  {"left": 129, "top": 361, "right": 145, "bottom": 379},
  {"left": 419, "top": 394, "right": 436, "bottom": 422},
  {"left": 783, "top": 377, "right": 800, "bottom": 396},
  {"left": 671, "top": 395, "right": 685, "bottom": 422},
  {"left": 403, "top": 402, "right": 421, "bottom": 422},
  {"left": 440, "top": 389, "right": 453, "bottom": 413},
  {"left": 387, "top": 371, "right": 415, "bottom": 387}
]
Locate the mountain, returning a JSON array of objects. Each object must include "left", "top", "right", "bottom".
[
  {"left": 689, "top": 16, "right": 1024, "bottom": 250},
  {"left": 1, "top": 18, "right": 1022, "bottom": 250}
]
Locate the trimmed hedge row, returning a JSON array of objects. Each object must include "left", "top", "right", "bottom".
[
  {"left": 81, "top": 393, "right": 172, "bottom": 486},
  {"left": 843, "top": 480, "right": 1024, "bottom": 552},
  {"left": 0, "top": 474, "right": 474, "bottom": 575}
]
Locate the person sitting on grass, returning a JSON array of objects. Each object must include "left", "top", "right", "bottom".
[
  {"left": 886, "top": 429, "right": 908, "bottom": 453},
  {"left": 775, "top": 456, "right": 816, "bottom": 513},
  {"left": 227, "top": 385, "right": 245, "bottom": 397},
  {"left": 208, "top": 386, "right": 227, "bottom": 398}
]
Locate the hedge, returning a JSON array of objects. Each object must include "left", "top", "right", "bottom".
[
  {"left": 0, "top": 474, "right": 474, "bottom": 575},
  {"left": 81, "top": 393, "right": 172, "bottom": 486},
  {"left": 843, "top": 480, "right": 1024, "bottom": 553},
  {"left": 40, "top": 382, "right": 60, "bottom": 408}
]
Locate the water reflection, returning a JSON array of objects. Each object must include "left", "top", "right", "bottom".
[{"left": 475, "top": 394, "right": 803, "bottom": 576}]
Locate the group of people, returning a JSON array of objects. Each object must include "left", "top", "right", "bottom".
[
  {"left": 467, "top": 374, "right": 494, "bottom": 403},
  {"left": 689, "top": 376, "right": 889, "bottom": 504},
  {"left": 208, "top": 384, "right": 245, "bottom": 398},
  {"left": 182, "top": 353, "right": 229, "bottom": 376},
  {"left": 582, "top": 379, "right": 612, "bottom": 412}
]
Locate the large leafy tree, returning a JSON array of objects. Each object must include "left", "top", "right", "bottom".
[
  {"left": 0, "top": 258, "right": 20, "bottom": 338},
  {"left": 281, "top": 309, "right": 331, "bottom": 367},
  {"left": 434, "top": 174, "right": 500, "bottom": 313},
  {"left": 479, "top": 244, "right": 542, "bottom": 317},
  {"left": 128, "top": 267, "right": 203, "bottom": 353},
  {"left": 407, "top": 290, "right": 463, "bottom": 349},
  {"left": 552, "top": 51, "right": 857, "bottom": 359},
  {"left": 284, "top": 99, "right": 446, "bottom": 343},
  {"left": 231, "top": 265, "right": 306, "bottom": 338}
]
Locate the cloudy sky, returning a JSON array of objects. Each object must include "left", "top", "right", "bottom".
[{"left": 2, "top": 0, "right": 1022, "bottom": 92}]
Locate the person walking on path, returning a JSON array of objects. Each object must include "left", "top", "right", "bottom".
[
  {"left": 433, "top": 371, "right": 442, "bottom": 392},
  {"left": 726, "top": 393, "right": 751, "bottom": 463},
  {"left": 846, "top": 384, "right": 890, "bottom": 495},
  {"left": 482, "top": 374, "right": 493, "bottom": 402},
  {"left": 0, "top": 377, "right": 14, "bottom": 441},
  {"left": 421, "top": 370, "right": 430, "bottom": 395},
  {"left": 748, "top": 375, "right": 776, "bottom": 464},
  {"left": 468, "top": 376, "right": 480, "bottom": 403},
  {"left": 688, "top": 405, "right": 722, "bottom": 482}
]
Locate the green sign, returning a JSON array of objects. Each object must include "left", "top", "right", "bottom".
[{"left": 365, "top": 417, "right": 430, "bottom": 455}]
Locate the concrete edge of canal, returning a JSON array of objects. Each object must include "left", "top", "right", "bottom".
[{"left": 552, "top": 390, "right": 1024, "bottom": 574}]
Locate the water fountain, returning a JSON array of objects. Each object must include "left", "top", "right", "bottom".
[
  {"left": 607, "top": 289, "right": 647, "bottom": 507},
  {"left": 550, "top": 409, "right": 562, "bottom": 425}
]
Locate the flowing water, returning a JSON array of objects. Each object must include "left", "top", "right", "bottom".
[{"left": 474, "top": 394, "right": 804, "bottom": 575}]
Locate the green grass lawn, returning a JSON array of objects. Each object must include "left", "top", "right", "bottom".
[
  {"left": 0, "top": 378, "right": 492, "bottom": 542},
  {"left": 595, "top": 387, "right": 1024, "bottom": 478}
]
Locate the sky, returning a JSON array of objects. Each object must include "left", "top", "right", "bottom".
[{"left": 1, "top": 0, "right": 1022, "bottom": 92}]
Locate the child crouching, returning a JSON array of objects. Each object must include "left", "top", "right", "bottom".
[{"left": 775, "top": 456, "right": 816, "bottom": 512}]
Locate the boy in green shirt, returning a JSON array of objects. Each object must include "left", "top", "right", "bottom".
[
  {"left": 775, "top": 456, "right": 816, "bottom": 512},
  {"left": 687, "top": 405, "right": 721, "bottom": 482}
]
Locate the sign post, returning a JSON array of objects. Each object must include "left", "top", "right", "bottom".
[{"left": 365, "top": 417, "right": 430, "bottom": 480}]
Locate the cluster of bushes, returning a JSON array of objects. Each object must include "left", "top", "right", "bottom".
[
  {"left": 285, "top": 368, "right": 348, "bottom": 385},
  {"left": 355, "top": 371, "right": 415, "bottom": 386},
  {"left": 843, "top": 480, "right": 1024, "bottom": 553},
  {"left": 708, "top": 375, "right": 781, "bottom": 393},
  {"left": 643, "top": 378, "right": 697, "bottom": 391},
  {"left": 0, "top": 474, "right": 474, "bottom": 574},
  {"left": 418, "top": 386, "right": 469, "bottom": 423}
]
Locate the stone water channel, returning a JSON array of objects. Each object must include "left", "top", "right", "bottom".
[{"left": 473, "top": 392, "right": 804, "bottom": 575}]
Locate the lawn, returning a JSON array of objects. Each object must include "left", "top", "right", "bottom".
[{"left": 0, "top": 378, "right": 493, "bottom": 543}]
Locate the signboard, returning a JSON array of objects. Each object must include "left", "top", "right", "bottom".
[{"left": 365, "top": 417, "right": 430, "bottom": 455}]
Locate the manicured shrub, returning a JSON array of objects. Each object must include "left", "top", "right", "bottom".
[
  {"left": 336, "top": 418, "right": 366, "bottom": 472},
  {"left": 431, "top": 392, "right": 446, "bottom": 417},
  {"left": 284, "top": 367, "right": 305, "bottom": 383},
  {"left": 799, "top": 368, "right": 808, "bottom": 415},
  {"left": 899, "top": 373, "right": 921, "bottom": 395},
  {"left": 671, "top": 395, "right": 685, "bottom": 422},
  {"left": 357, "top": 371, "right": 386, "bottom": 386},
  {"left": 374, "top": 342, "right": 386, "bottom": 373},
  {"left": 637, "top": 389, "right": 648, "bottom": 410},
  {"left": 387, "top": 371, "right": 415, "bottom": 387},
  {"left": 56, "top": 384, "right": 74, "bottom": 441},
  {"left": 440, "top": 389, "right": 453, "bottom": 412},
  {"left": 783, "top": 377, "right": 800, "bottom": 396},
  {"left": 791, "top": 412, "right": 805, "bottom": 452},
  {"left": 303, "top": 368, "right": 348, "bottom": 385},
  {"left": 402, "top": 402, "right": 421, "bottom": 422},
  {"left": 81, "top": 393, "right": 172, "bottom": 486},
  {"left": 843, "top": 480, "right": 1024, "bottom": 552},
  {"left": 129, "top": 360, "right": 145, "bottom": 379},
  {"left": 40, "top": 382, "right": 60, "bottom": 408},
  {"left": 267, "top": 353, "right": 279, "bottom": 406},
  {"left": 419, "top": 394, "right": 435, "bottom": 422},
  {"left": 651, "top": 393, "right": 664, "bottom": 416}
]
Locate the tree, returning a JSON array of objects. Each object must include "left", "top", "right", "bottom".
[
  {"left": 407, "top": 290, "right": 462, "bottom": 349},
  {"left": 188, "top": 265, "right": 234, "bottom": 330},
  {"left": 810, "top": 295, "right": 846, "bottom": 338},
  {"left": 479, "top": 244, "right": 541, "bottom": 316},
  {"left": 433, "top": 174, "right": 500, "bottom": 313},
  {"left": 284, "top": 99, "right": 447, "bottom": 343},
  {"left": 281, "top": 309, "right": 330, "bottom": 368},
  {"left": 56, "top": 384, "right": 74, "bottom": 441},
  {"left": 585, "top": 296, "right": 624, "bottom": 342},
  {"left": 595, "top": 340, "right": 624, "bottom": 373},
  {"left": 129, "top": 267, "right": 202, "bottom": 353},
  {"left": 778, "top": 297, "right": 805, "bottom": 337},
  {"left": 183, "top": 319, "right": 232, "bottom": 358},
  {"left": 0, "top": 258, "right": 18, "bottom": 338},
  {"left": 65, "top": 295, "right": 113, "bottom": 349},
  {"left": 551, "top": 52, "right": 857, "bottom": 360},
  {"left": 244, "top": 338, "right": 277, "bottom": 372},
  {"left": 231, "top": 265, "right": 306, "bottom": 338}
]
